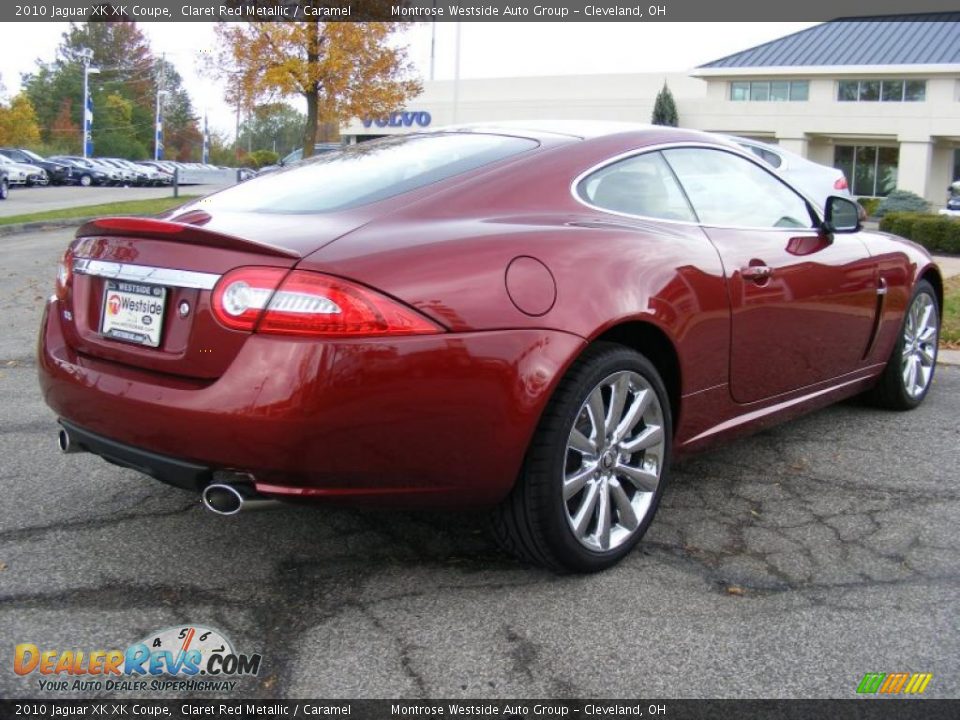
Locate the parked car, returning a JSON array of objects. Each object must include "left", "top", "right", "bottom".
[
  {"left": 257, "top": 143, "right": 341, "bottom": 174},
  {"left": 0, "top": 167, "right": 9, "bottom": 200},
  {"left": 136, "top": 161, "right": 175, "bottom": 184},
  {"left": 0, "top": 154, "right": 47, "bottom": 186},
  {"left": 49, "top": 157, "right": 110, "bottom": 187},
  {"left": 939, "top": 181, "right": 960, "bottom": 217},
  {"left": 39, "top": 124, "right": 941, "bottom": 572},
  {"left": 725, "top": 136, "right": 850, "bottom": 210},
  {"left": 96, "top": 158, "right": 139, "bottom": 186},
  {"left": 0, "top": 148, "right": 71, "bottom": 185}
]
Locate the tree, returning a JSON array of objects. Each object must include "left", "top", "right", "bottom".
[
  {"left": 93, "top": 93, "right": 146, "bottom": 158},
  {"left": 238, "top": 103, "right": 306, "bottom": 157},
  {"left": 212, "top": 22, "right": 421, "bottom": 158},
  {"left": 0, "top": 94, "right": 42, "bottom": 146},
  {"left": 651, "top": 82, "right": 679, "bottom": 127},
  {"left": 22, "top": 21, "right": 201, "bottom": 159}
]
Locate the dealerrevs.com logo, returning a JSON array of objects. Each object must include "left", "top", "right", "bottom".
[{"left": 14, "top": 625, "right": 262, "bottom": 693}]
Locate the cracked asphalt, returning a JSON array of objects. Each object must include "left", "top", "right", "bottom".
[{"left": 1, "top": 228, "right": 958, "bottom": 699}]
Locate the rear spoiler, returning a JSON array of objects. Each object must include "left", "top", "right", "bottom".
[{"left": 75, "top": 216, "right": 300, "bottom": 259}]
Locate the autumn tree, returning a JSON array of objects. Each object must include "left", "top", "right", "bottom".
[
  {"left": 651, "top": 82, "right": 679, "bottom": 127},
  {"left": 0, "top": 94, "right": 42, "bottom": 146},
  {"left": 23, "top": 21, "right": 201, "bottom": 159},
  {"left": 212, "top": 22, "right": 421, "bottom": 158}
]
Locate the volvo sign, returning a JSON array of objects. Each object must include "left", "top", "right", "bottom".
[{"left": 361, "top": 111, "right": 432, "bottom": 129}]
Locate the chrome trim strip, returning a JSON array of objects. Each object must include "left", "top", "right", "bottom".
[
  {"left": 569, "top": 140, "right": 826, "bottom": 231},
  {"left": 683, "top": 370, "right": 882, "bottom": 447},
  {"left": 72, "top": 259, "right": 220, "bottom": 290}
]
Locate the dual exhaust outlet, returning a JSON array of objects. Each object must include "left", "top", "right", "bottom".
[{"left": 57, "top": 426, "right": 278, "bottom": 516}]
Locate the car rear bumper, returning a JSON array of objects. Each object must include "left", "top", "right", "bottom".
[{"left": 39, "top": 298, "right": 584, "bottom": 507}]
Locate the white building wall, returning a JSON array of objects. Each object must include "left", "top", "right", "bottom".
[{"left": 342, "top": 68, "right": 960, "bottom": 204}]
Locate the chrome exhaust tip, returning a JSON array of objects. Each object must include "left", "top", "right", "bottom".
[
  {"left": 201, "top": 483, "right": 244, "bottom": 516},
  {"left": 58, "top": 427, "right": 83, "bottom": 454},
  {"left": 201, "top": 478, "right": 281, "bottom": 516}
]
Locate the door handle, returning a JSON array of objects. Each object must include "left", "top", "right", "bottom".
[{"left": 741, "top": 264, "right": 772, "bottom": 281}]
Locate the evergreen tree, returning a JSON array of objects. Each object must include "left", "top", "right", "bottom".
[{"left": 651, "top": 82, "right": 679, "bottom": 127}]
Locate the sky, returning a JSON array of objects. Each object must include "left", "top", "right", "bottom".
[{"left": 0, "top": 22, "right": 818, "bottom": 136}]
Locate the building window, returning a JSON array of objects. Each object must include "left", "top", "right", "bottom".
[
  {"left": 834, "top": 145, "right": 899, "bottom": 197},
  {"left": 837, "top": 79, "right": 926, "bottom": 102},
  {"left": 730, "top": 80, "right": 809, "bottom": 101}
]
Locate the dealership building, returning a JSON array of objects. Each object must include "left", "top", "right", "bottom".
[{"left": 343, "top": 14, "right": 960, "bottom": 205}]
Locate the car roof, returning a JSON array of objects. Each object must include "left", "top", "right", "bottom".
[{"left": 440, "top": 120, "right": 664, "bottom": 140}]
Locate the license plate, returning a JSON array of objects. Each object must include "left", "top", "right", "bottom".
[{"left": 101, "top": 280, "right": 167, "bottom": 347}]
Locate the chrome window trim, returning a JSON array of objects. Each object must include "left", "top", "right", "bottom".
[
  {"left": 570, "top": 141, "right": 826, "bottom": 232},
  {"left": 72, "top": 259, "right": 220, "bottom": 290}
]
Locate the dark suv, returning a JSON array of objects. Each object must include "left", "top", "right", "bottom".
[{"left": 0, "top": 148, "right": 71, "bottom": 185}]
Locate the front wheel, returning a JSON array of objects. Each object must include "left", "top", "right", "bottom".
[
  {"left": 867, "top": 279, "right": 939, "bottom": 410},
  {"left": 78, "top": 174, "right": 92, "bottom": 187},
  {"left": 0, "top": 179, "right": 8, "bottom": 200},
  {"left": 491, "top": 343, "right": 672, "bottom": 572}
]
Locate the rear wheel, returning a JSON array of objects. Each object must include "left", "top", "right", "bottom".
[
  {"left": 491, "top": 343, "right": 672, "bottom": 572},
  {"left": 867, "top": 279, "right": 939, "bottom": 410}
]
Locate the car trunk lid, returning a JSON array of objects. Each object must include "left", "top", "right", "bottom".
[{"left": 61, "top": 213, "right": 362, "bottom": 379}]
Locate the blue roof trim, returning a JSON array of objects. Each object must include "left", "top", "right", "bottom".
[{"left": 699, "top": 13, "right": 960, "bottom": 68}]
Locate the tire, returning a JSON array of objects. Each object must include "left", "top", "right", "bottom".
[
  {"left": 490, "top": 342, "right": 672, "bottom": 573},
  {"left": 0, "top": 180, "right": 8, "bottom": 200},
  {"left": 867, "top": 279, "right": 939, "bottom": 410},
  {"left": 79, "top": 174, "right": 92, "bottom": 187}
]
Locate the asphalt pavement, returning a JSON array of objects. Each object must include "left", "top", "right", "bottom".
[{"left": 1, "top": 228, "right": 958, "bottom": 699}]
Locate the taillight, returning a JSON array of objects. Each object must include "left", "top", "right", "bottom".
[
  {"left": 55, "top": 248, "right": 74, "bottom": 302},
  {"left": 211, "top": 267, "right": 442, "bottom": 338},
  {"left": 834, "top": 176, "right": 848, "bottom": 190}
]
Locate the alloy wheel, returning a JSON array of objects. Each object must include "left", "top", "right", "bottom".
[
  {"left": 901, "top": 292, "right": 938, "bottom": 399},
  {"left": 563, "top": 370, "right": 665, "bottom": 552}
]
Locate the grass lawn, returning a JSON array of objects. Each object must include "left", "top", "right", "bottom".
[
  {"left": 942, "top": 274, "right": 960, "bottom": 348},
  {"left": 0, "top": 195, "right": 198, "bottom": 227}
]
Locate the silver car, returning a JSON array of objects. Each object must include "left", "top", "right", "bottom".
[{"left": 726, "top": 136, "right": 850, "bottom": 209}]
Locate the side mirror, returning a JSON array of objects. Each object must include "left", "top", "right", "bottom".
[{"left": 823, "top": 196, "right": 861, "bottom": 234}]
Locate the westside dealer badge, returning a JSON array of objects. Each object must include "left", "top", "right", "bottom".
[{"left": 101, "top": 280, "right": 166, "bottom": 348}]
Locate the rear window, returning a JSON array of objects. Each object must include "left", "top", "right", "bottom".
[{"left": 204, "top": 133, "right": 538, "bottom": 214}]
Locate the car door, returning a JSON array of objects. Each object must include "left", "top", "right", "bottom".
[{"left": 662, "top": 147, "right": 878, "bottom": 404}]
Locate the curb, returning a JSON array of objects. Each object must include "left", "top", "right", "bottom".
[
  {"left": 0, "top": 217, "right": 98, "bottom": 237},
  {"left": 938, "top": 349, "right": 960, "bottom": 367}
]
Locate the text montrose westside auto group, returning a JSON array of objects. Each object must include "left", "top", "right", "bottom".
[
  {"left": 391, "top": 4, "right": 652, "bottom": 17},
  {"left": 390, "top": 705, "right": 656, "bottom": 716}
]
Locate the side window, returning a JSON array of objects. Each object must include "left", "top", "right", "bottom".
[
  {"left": 740, "top": 143, "right": 783, "bottom": 169},
  {"left": 663, "top": 148, "right": 814, "bottom": 229},
  {"left": 576, "top": 151, "right": 695, "bottom": 222}
]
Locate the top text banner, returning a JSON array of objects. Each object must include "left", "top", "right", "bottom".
[{"left": 6, "top": 0, "right": 960, "bottom": 22}]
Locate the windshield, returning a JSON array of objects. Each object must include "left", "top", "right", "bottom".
[
  {"left": 21, "top": 149, "right": 44, "bottom": 162},
  {"left": 204, "top": 133, "right": 538, "bottom": 215}
]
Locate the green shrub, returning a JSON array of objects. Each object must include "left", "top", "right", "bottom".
[
  {"left": 857, "top": 197, "right": 881, "bottom": 218},
  {"left": 245, "top": 149, "right": 280, "bottom": 169},
  {"left": 879, "top": 211, "right": 960, "bottom": 253},
  {"left": 875, "top": 190, "right": 930, "bottom": 218},
  {"left": 911, "top": 217, "right": 949, "bottom": 252},
  {"left": 879, "top": 212, "right": 922, "bottom": 237}
]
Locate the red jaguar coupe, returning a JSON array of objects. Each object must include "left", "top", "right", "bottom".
[{"left": 39, "top": 123, "right": 941, "bottom": 572}]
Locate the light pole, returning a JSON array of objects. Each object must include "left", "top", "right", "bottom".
[
  {"left": 79, "top": 48, "right": 100, "bottom": 158},
  {"left": 451, "top": 23, "right": 462, "bottom": 125},
  {"left": 155, "top": 90, "right": 169, "bottom": 161}
]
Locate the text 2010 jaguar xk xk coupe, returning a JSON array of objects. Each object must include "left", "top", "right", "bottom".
[{"left": 39, "top": 123, "right": 941, "bottom": 572}]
